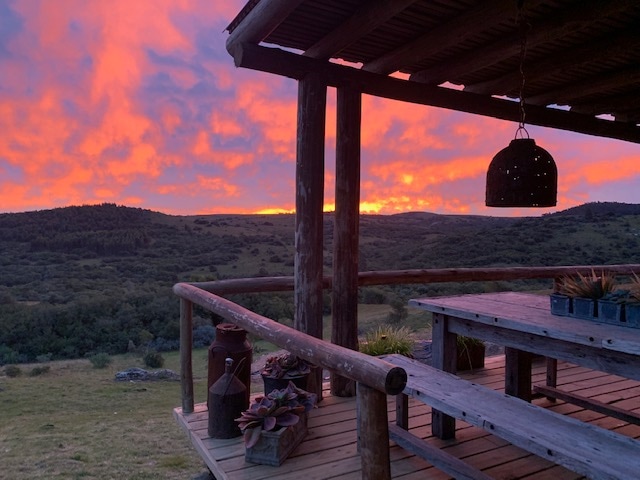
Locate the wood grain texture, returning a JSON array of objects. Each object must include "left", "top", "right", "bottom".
[
  {"left": 385, "top": 354, "right": 640, "bottom": 480},
  {"left": 174, "top": 358, "right": 640, "bottom": 479}
]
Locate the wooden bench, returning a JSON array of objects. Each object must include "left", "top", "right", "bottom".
[{"left": 384, "top": 354, "right": 640, "bottom": 480}]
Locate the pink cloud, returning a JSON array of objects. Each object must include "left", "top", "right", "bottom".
[{"left": 0, "top": 0, "right": 637, "bottom": 216}]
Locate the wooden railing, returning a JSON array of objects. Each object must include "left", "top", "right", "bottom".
[
  {"left": 172, "top": 264, "right": 640, "bottom": 479},
  {"left": 173, "top": 282, "right": 407, "bottom": 479}
]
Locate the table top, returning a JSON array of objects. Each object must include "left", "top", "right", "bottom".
[{"left": 409, "top": 292, "right": 640, "bottom": 357}]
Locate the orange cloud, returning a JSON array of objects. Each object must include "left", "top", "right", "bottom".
[{"left": 0, "top": 0, "right": 638, "bottom": 217}]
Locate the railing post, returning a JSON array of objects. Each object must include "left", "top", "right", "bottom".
[
  {"left": 357, "top": 382, "right": 391, "bottom": 480},
  {"left": 180, "top": 298, "right": 194, "bottom": 413}
]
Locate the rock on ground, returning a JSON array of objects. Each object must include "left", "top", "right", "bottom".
[{"left": 114, "top": 367, "right": 180, "bottom": 382}]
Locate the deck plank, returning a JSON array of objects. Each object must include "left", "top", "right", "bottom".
[{"left": 174, "top": 355, "right": 640, "bottom": 479}]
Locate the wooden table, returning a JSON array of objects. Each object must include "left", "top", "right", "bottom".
[{"left": 409, "top": 291, "right": 640, "bottom": 438}]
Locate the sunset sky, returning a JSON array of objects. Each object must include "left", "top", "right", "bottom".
[{"left": 1, "top": 0, "right": 638, "bottom": 217}]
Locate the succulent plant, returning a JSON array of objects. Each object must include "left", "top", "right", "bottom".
[
  {"left": 261, "top": 352, "right": 313, "bottom": 379},
  {"left": 235, "top": 381, "right": 317, "bottom": 448}
]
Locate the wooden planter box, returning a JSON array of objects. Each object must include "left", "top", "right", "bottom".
[
  {"left": 549, "top": 293, "right": 572, "bottom": 316},
  {"left": 571, "top": 297, "right": 596, "bottom": 320},
  {"left": 597, "top": 299, "right": 624, "bottom": 324},
  {"left": 245, "top": 413, "right": 308, "bottom": 466},
  {"left": 625, "top": 304, "right": 640, "bottom": 328}
]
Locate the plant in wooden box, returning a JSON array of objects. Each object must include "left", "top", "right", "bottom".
[
  {"left": 236, "top": 381, "right": 317, "bottom": 466},
  {"left": 557, "top": 270, "right": 616, "bottom": 320},
  {"left": 625, "top": 273, "right": 640, "bottom": 327},
  {"left": 261, "top": 352, "right": 314, "bottom": 393},
  {"left": 597, "top": 290, "right": 627, "bottom": 324},
  {"left": 549, "top": 284, "right": 572, "bottom": 316},
  {"left": 457, "top": 336, "right": 485, "bottom": 372}
]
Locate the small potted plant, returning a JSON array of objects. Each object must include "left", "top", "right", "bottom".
[
  {"left": 624, "top": 272, "right": 640, "bottom": 327},
  {"left": 261, "top": 352, "right": 314, "bottom": 392},
  {"left": 597, "top": 289, "right": 628, "bottom": 323},
  {"left": 235, "top": 381, "right": 317, "bottom": 466},
  {"left": 456, "top": 336, "right": 485, "bottom": 371},
  {"left": 556, "top": 270, "right": 616, "bottom": 320}
]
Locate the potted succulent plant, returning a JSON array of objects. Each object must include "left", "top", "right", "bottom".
[
  {"left": 597, "top": 289, "right": 628, "bottom": 323},
  {"left": 624, "top": 272, "right": 640, "bottom": 327},
  {"left": 235, "top": 381, "right": 317, "bottom": 466},
  {"left": 261, "top": 352, "right": 314, "bottom": 392},
  {"left": 556, "top": 270, "right": 616, "bottom": 320}
]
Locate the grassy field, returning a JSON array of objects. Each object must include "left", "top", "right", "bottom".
[
  {"left": 0, "top": 350, "right": 211, "bottom": 480},
  {"left": 0, "top": 305, "right": 431, "bottom": 480}
]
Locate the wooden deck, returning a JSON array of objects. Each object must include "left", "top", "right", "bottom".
[{"left": 173, "top": 355, "right": 640, "bottom": 479}]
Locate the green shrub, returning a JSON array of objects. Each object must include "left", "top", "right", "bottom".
[
  {"left": 359, "top": 325, "right": 414, "bottom": 357},
  {"left": 143, "top": 350, "right": 164, "bottom": 369},
  {"left": 4, "top": 365, "right": 22, "bottom": 377},
  {"left": 89, "top": 352, "right": 112, "bottom": 369},
  {"left": 36, "top": 353, "right": 52, "bottom": 363},
  {"left": 29, "top": 365, "right": 50, "bottom": 376}
]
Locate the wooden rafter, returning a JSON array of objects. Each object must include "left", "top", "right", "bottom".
[
  {"left": 465, "top": 28, "right": 640, "bottom": 97},
  {"left": 234, "top": 43, "right": 640, "bottom": 143},
  {"left": 363, "top": 0, "right": 524, "bottom": 75},
  {"left": 303, "top": 0, "right": 418, "bottom": 60},
  {"left": 410, "top": 0, "right": 638, "bottom": 86}
]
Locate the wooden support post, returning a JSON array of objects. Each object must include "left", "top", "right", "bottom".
[
  {"left": 546, "top": 357, "right": 558, "bottom": 392},
  {"left": 331, "top": 86, "right": 361, "bottom": 397},
  {"left": 396, "top": 393, "right": 409, "bottom": 430},
  {"left": 179, "top": 298, "right": 194, "bottom": 413},
  {"left": 431, "top": 313, "right": 457, "bottom": 439},
  {"left": 357, "top": 383, "right": 391, "bottom": 480},
  {"left": 295, "top": 72, "right": 327, "bottom": 399},
  {"left": 505, "top": 347, "right": 533, "bottom": 402}
]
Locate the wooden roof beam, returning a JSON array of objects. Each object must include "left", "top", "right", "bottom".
[
  {"left": 225, "top": 0, "right": 305, "bottom": 56},
  {"left": 303, "top": 0, "right": 419, "bottom": 60},
  {"left": 465, "top": 29, "right": 640, "bottom": 97},
  {"left": 570, "top": 92, "right": 640, "bottom": 117},
  {"left": 526, "top": 66, "right": 640, "bottom": 107},
  {"left": 410, "top": 0, "right": 637, "bottom": 86},
  {"left": 232, "top": 43, "right": 640, "bottom": 144},
  {"left": 362, "top": 0, "right": 523, "bottom": 75}
]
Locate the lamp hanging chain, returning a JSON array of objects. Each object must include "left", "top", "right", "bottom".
[{"left": 515, "top": 3, "right": 530, "bottom": 139}]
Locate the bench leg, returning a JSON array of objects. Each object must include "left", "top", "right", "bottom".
[
  {"left": 545, "top": 357, "right": 558, "bottom": 401},
  {"left": 431, "top": 313, "right": 457, "bottom": 439},
  {"left": 396, "top": 393, "right": 409, "bottom": 429},
  {"left": 505, "top": 347, "right": 532, "bottom": 401}
]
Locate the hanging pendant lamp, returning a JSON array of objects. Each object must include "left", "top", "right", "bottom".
[
  {"left": 486, "top": 137, "right": 557, "bottom": 207},
  {"left": 485, "top": 1, "right": 557, "bottom": 208}
]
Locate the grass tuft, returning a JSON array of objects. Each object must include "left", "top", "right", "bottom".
[{"left": 359, "top": 325, "right": 415, "bottom": 357}]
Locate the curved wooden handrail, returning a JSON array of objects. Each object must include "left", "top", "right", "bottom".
[{"left": 174, "top": 283, "right": 407, "bottom": 399}]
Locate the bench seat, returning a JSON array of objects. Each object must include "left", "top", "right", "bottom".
[{"left": 384, "top": 353, "right": 640, "bottom": 480}]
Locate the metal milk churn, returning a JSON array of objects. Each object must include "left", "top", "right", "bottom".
[
  {"left": 207, "top": 323, "right": 252, "bottom": 409},
  {"left": 208, "top": 358, "right": 247, "bottom": 439}
]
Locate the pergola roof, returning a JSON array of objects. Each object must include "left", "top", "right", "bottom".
[{"left": 226, "top": 0, "right": 640, "bottom": 143}]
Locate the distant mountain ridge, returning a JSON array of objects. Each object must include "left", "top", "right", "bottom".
[{"left": 1, "top": 201, "right": 639, "bottom": 364}]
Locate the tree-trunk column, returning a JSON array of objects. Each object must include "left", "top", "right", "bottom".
[
  {"left": 295, "top": 72, "right": 327, "bottom": 399},
  {"left": 331, "top": 86, "right": 361, "bottom": 397}
]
